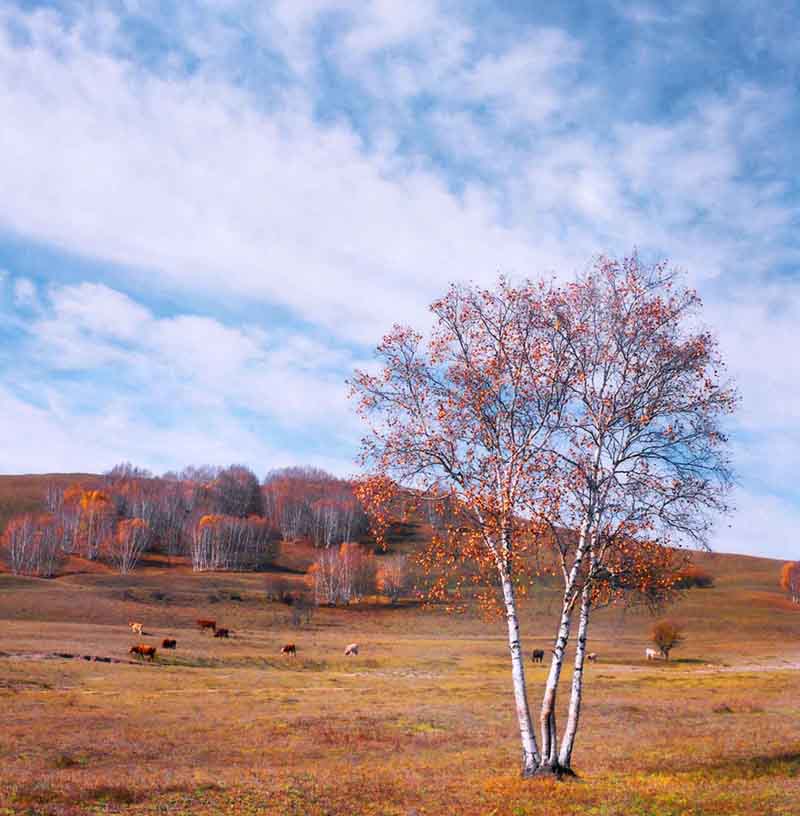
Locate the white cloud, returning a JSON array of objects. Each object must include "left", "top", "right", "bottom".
[
  {"left": 713, "top": 487, "right": 799, "bottom": 560},
  {"left": 13, "top": 277, "right": 38, "bottom": 309},
  {"left": 48, "top": 282, "right": 151, "bottom": 340},
  {"left": 27, "top": 281, "right": 359, "bottom": 434},
  {"left": 0, "top": 383, "right": 354, "bottom": 477}
]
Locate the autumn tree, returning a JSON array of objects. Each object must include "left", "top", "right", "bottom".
[
  {"left": 307, "top": 542, "right": 377, "bottom": 605},
  {"left": 110, "top": 518, "right": 151, "bottom": 574},
  {"left": 351, "top": 255, "right": 735, "bottom": 778},
  {"left": 377, "top": 554, "right": 414, "bottom": 604},
  {"left": 531, "top": 257, "right": 735, "bottom": 772},
  {"left": 213, "top": 465, "right": 264, "bottom": 518},
  {"left": 652, "top": 620, "right": 684, "bottom": 660},
  {"left": 780, "top": 561, "right": 800, "bottom": 604},
  {"left": 77, "top": 490, "right": 115, "bottom": 560},
  {"left": 46, "top": 483, "right": 82, "bottom": 554}
]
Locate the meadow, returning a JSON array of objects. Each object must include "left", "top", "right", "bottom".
[{"left": 1, "top": 548, "right": 799, "bottom": 816}]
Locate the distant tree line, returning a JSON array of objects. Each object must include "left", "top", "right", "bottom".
[
  {"left": 1, "top": 462, "right": 377, "bottom": 578},
  {"left": 262, "top": 466, "right": 370, "bottom": 547}
]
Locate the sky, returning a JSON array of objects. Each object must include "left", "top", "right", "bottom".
[{"left": 1, "top": 1, "right": 798, "bottom": 559}]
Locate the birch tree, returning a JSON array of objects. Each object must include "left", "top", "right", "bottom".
[
  {"left": 351, "top": 279, "right": 569, "bottom": 777},
  {"left": 351, "top": 255, "right": 735, "bottom": 778},
  {"left": 110, "top": 518, "right": 151, "bottom": 574},
  {"left": 535, "top": 257, "right": 735, "bottom": 773}
]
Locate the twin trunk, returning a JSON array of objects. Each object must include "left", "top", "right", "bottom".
[{"left": 500, "top": 521, "right": 594, "bottom": 778}]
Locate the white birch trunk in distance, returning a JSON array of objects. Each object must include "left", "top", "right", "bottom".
[
  {"left": 558, "top": 582, "right": 591, "bottom": 770},
  {"left": 500, "top": 565, "right": 541, "bottom": 776}
]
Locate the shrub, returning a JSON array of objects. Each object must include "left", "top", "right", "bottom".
[
  {"left": 674, "top": 565, "right": 714, "bottom": 589},
  {"left": 651, "top": 620, "right": 684, "bottom": 660},
  {"left": 264, "top": 575, "right": 291, "bottom": 601}
]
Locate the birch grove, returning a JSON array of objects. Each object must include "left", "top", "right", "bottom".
[
  {"left": 351, "top": 254, "right": 735, "bottom": 777},
  {"left": 2, "top": 513, "right": 64, "bottom": 577}
]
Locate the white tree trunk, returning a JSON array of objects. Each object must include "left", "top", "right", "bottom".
[
  {"left": 558, "top": 583, "right": 590, "bottom": 770},
  {"left": 500, "top": 568, "right": 541, "bottom": 776},
  {"left": 538, "top": 516, "right": 592, "bottom": 772},
  {"left": 539, "top": 598, "right": 572, "bottom": 768}
]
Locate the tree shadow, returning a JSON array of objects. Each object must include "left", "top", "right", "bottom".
[{"left": 700, "top": 751, "right": 800, "bottom": 779}]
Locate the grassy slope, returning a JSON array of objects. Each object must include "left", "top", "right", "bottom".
[
  {"left": 0, "top": 475, "right": 799, "bottom": 815},
  {"left": 0, "top": 473, "right": 96, "bottom": 533}
]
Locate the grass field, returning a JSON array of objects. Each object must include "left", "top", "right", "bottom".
[{"left": 1, "top": 544, "right": 799, "bottom": 816}]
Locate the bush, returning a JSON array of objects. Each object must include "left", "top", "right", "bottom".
[
  {"left": 264, "top": 575, "right": 291, "bottom": 602},
  {"left": 674, "top": 565, "right": 714, "bottom": 589},
  {"left": 651, "top": 620, "right": 684, "bottom": 660}
]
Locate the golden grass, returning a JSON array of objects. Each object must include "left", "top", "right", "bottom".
[{"left": 1, "top": 553, "right": 800, "bottom": 815}]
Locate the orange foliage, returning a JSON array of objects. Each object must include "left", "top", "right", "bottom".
[{"left": 780, "top": 561, "right": 800, "bottom": 604}]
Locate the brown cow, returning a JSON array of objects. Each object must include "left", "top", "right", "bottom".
[
  {"left": 587, "top": 652, "right": 598, "bottom": 662},
  {"left": 197, "top": 619, "right": 216, "bottom": 633},
  {"left": 130, "top": 644, "right": 157, "bottom": 661},
  {"left": 161, "top": 638, "right": 177, "bottom": 649},
  {"left": 214, "top": 628, "right": 230, "bottom": 639},
  {"left": 344, "top": 643, "right": 359, "bottom": 656},
  {"left": 281, "top": 643, "right": 296, "bottom": 656},
  {"left": 531, "top": 649, "right": 545, "bottom": 663}
]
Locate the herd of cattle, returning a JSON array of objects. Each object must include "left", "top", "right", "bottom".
[
  {"left": 128, "top": 617, "right": 665, "bottom": 665},
  {"left": 530, "top": 648, "right": 598, "bottom": 664},
  {"left": 127, "top": 618, "right": 238, "bottom": 661},
  {"left": 531, "top": 648, "right": 664, "bottom": 664},
  {"left": 127, "top": 618, "right": 359, "bottom": 663}
]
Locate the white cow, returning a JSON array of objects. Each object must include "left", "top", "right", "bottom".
[
  {"left": 344, "top": 643, "right": 359, "bottom": 656},
  {"left": 587, "top": 652, "right": 598, "bottom": 662},
  {"left": 129, "top": 621, "right": 144, "bottom": 636},
  {"left": 645, "top": 648, "right": 659, "bottom": 661}
]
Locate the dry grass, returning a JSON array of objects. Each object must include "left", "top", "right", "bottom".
[{"left": 1, "top": 546, "right": 799, "bottom": 816}]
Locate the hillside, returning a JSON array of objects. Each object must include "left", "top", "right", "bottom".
[{"left": 0, "top": 473, "right": 97, "bottom": 533}]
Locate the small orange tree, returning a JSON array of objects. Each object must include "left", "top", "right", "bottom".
[
  {"left": 652, "top": 620, "right": 684, "bottom": 660},
  {"left": 780, "top": 561, "right": 800, "bottom": 604}
]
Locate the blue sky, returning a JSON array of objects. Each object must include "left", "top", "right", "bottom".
[{"left": 1, "top": 1, "right": 798, "bottom": 559}]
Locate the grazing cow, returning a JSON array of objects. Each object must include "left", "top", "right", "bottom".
[
  {"left": 129, "top": 621, "right": 144, "bottom": 636},
  {"left": 645, "top": 648, "right": 659, "bottom": 661},
  {"left": 161, "top": 638, "right": 177, "bottom": 649},
  {"left": 587, "top": 652, "right": 598, "bottom": 662},
  {"left": 130, "top": 644, "right": 157, "bottom": 661},
  {"left": 344, "top": 643, "right": 359, "bottom": 656},
  {"left": 281, "top": 643, "right": 296, "bottom": 656},
  {"left": 197, "top": 619, "right": 216, "bottom": 633},
  {"left": 531, "top": 649, "right": 545, "bottom": 663},
  {"left": 214, "top": 628, "right": 230, "bottom": 639}
]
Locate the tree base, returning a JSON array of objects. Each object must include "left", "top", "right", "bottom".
[{"left": 522, "top": 764, "right": 579, "bottom": 781}]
